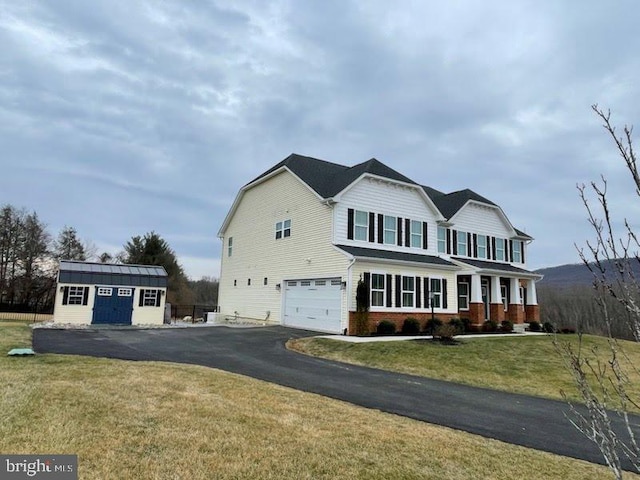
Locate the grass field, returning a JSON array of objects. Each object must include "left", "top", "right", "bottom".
[
  {"left": 288, "top": 334, "right": 640, "bottom": 407},
  {"left": 1, "top": 322, "right": 636, "bottom": 479}
]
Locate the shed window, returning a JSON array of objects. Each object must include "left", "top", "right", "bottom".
[
  {"left": 97, "top": 287, "right": 113, "bottom": 296},
  {"left": 64, "top": 286, "right": 89, "bottom": 305},
  {"left": 140, "top": 289, "right": 161, "bottom": 307},
  {"left": 118, "top": 288, "right": 132, "bottom": 297}
]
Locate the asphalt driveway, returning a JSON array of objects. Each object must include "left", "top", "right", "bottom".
[{"left": 33, "top": 325, "right": 640, "bottom": 469}]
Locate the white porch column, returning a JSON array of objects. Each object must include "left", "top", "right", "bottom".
[
  {"left": 490, "top": 276, "right": 501, "bottom": 304},
  {"left": 526, "top": 278, "right": 538, "bottom": 305},
  {"left": 510, "top": 277, "right": 521, "bottom": 304},
  {"left": 470, "top": 274, "right": 482, "bottom": 303}
]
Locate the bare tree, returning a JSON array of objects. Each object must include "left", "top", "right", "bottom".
[{"left": 557, "top": 105, "right": 640, "bottom": 479}]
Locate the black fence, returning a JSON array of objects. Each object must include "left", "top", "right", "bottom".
[
  {"left": 169, "top": 304, "right": 218, "bottom": 323},
  {"left": 0, "top": 302, "right": 54, "bottom": 322}
]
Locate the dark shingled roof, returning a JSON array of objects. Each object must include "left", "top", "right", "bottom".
[
  {"left": 247, "top": 154, "right": 528, "bottom": 231},
  {"left": 451, "top": 257, "right": 534, "bottom": 275},
  {"left": 336, "top": 245, "right": 456, "bottom": 267}
]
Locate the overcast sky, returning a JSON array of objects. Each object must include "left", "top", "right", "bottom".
[{"left": 2, "top": 1, "right": 640, "bottom": 279}]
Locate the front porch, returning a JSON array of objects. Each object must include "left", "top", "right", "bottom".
[{"left": 457, "top": 273, "right": 540, "bottom": 327}]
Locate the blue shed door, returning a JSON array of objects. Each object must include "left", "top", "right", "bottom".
[{"left": 92, "top": 287, "right": 134, "bottom": 325}]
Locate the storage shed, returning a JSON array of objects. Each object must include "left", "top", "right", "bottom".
[{"left": 54, "top": 260, "right": 168, "bottom": 325}]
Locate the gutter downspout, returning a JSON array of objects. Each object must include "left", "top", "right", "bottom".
[{"left": 345, "top": 255, "right": 357, "bottom": 335}]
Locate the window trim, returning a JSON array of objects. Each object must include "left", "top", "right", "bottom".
[
  {"left": 140, "top": 289, "right": 161, "bottom": 307},
  {"left": 66, "top": 286, "right": 88, "bottom": 305},
  {"left": 354, "top": 210, "right": 369, "bottom": 241},
  {"left": 97, "top": 287, "right": 112, "bottom": 296},
  {"left": 401, "top": 276, "right": 415, "bottom": 308}
]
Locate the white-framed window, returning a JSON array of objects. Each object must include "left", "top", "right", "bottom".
[
  {"left": 66, "top": 286, "right": 88, "bottom": 305},
  {"left": 275, "top": 220, "right": 291, "bottom": 239},
  {"left": 118, "top": 288, "right": 132, "bottom": 297},
  {"left": 384, "top": 215, "right": 396, "bottom": 244},
  {"left": 141, "top": 289, "right": 160, "bottom": 307},
  {"left": 512, "top": 240, "right": 522, "bottom": 263},
  {"left": 410, "top": 220, "right": 422, "bottom": 248},
  {"left": 402, "top": 276, "right": 415, "bottom": 307},
  {"left": 430, "top": 278, "right": 442, "bottom": 308},
  {"left": 355, "top": 210, "right": 368, "bottom": 241},
  {"left": 477, "top": 235, "right": 487, "bottom": 259},
  {"left": 437, "top": 226, "right": 446, "bottom": 253},
  {"left": 97, "top": 287, "right": 112, "bottom": 296},
  {"left": 371, "top": 273, "right": 385, "bottom": 307},
  {"left": 496, "top": 238, "right": 505, "bottom": 261},
  {"left": 458, "top": 282, "right": 469, "bottom": 310},
  {"left": 501, "top": 284, "right": 508, "bottom": 311},
  {"left": 228, "top": 237, "right": 233, "bottom": 257},
  {"left": 457, "top": 231, "right": 467, "bottom": 256}
]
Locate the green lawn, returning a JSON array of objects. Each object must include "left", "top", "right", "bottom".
[
  {"left": 1, "top": 322, "right": 636, "bottom": 479},
  {"left": 288, "top": 334, "right": 640, "bottom": 406}
]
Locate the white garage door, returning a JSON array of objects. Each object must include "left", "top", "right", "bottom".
[{"left": 283, "top": 278, "right": 343, "bottom": 334}]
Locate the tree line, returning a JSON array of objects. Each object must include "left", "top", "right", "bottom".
[{"left": 0, "top": 204, "right": 218, "bottom": 312}]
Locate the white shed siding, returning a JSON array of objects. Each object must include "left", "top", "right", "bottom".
[
  {"left": 334, "top": 177, "right": 439, "bottom": 255},
  {"left": 219, "top": 170, "right": 350, "bottom": 328},
  {"left": 350, "top": 261, "right": 458, "bottom": 314},
  {"left": 452, "top": 202, "right": 513, "bottom": 238},
  {"left": 132, "top": 288, "right": 166, "bottom": 325},
  {"left": 53, "top": 283, "right": 95, "bottom": 324}
]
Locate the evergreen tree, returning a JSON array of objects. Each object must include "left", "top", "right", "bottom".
[{"left": 53, "top": 226, "right": 86, "bottom": 261}]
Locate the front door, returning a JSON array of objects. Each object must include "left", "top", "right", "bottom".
[{"left": 92, "top": 286, "right": 134, "bottom": 325}]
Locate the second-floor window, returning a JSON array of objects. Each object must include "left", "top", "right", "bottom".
[
  {"left": 276, "top": 220, "right": 291, "bottom": 239},
  {"left": 512, "top": 240, "right": 522, "bottom": 263},
  {"left": 384, "top": 215, "right": 396, "bottom": 244},
  {"left": 410, "top": 220, "right": 422, "bottom": 248},
  {"left": 437, "top": 226, "right": 446, "bottom": 253},
  {"left": 354, "top": 210, "right": 368, "bottom": 241},
  {"left": 477, "top": 235, "right": 487, "bottom": 259},
  {"left": 457, "top": 230, "right": 467, "bottom": 257},
  {"left": 228, "top": 237, "right": 233, "bottom": 257},
  {"left": 496, "top": 238, "right": 505, "bottom": 261}
]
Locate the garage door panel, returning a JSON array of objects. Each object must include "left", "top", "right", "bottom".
[{"left": 283, "top": 278, "right": 342, "bottom": 334}]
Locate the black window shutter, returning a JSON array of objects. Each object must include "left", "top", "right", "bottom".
[
  {"left": 363, "top": 272, "right": 371, "bottom": 308},
  {"left": 473, "top": 233, "right": 478, "bottom": 258},
  {"left": 347, "top": 209, "right": 354, "bottom": 240},
  {"left": 424, "top": 277, "right": 430, "bottom": 307},
  {"left": 467, "top": 232, "right": 472, "bottom": 257},
  {"left": 397, "top": 218, "right": 403, "bottom": 246},
  {"left": 139, "top": 289, "right": 145, "bottom": 307},
  {"left": 422, "top": 222, "right": 428, "bottom": 249},
  {"left": 405, "top": 218, "right": 411, "bottom": 247},
  {"left": 508, "top": 240, "right": 513, "bottom": 262},
  {"left": 385, "top": 274, "right": 392, "bottom": 307},
  {"left": 491, "top": 237, "right": 496, "bottom": 260},
  {"left": 486, "top": 235, "right": 491, "bottom": 259},
  {"left": 395, "top": 275, "right": 401, "bottom": 307},
  {"left": 446, "top": 229, "right": 451, "bottom": 254},
  {"left": 521, "top": 241, "right": 526, "bottom": 264},
  {"left": 416, "top": 277, "right": 422, "bottom": 308},
  {"left": 442, "top": 279, "right": 448, "bottom": 308},
  {"left": 368, "top": 212, "right": 375, "bottom": 242},
  {"left": 377, "top": 214, "right": 384, "bottom": 243},
  {"left": 62, "top": 286, "right": 69, "bottom": 305},
  {"left": 452, "top": 230, "right": 458, "bottom": 255},
  {"left": 82, "top": 287, "right": 89, "bottom": 306},
  {"left": 156, "top": 290, "right": 161, "bottom": 307}
]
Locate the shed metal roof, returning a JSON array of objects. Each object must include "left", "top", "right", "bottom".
[{"left": 58, "top": 261, "right": 168, "bottom": 287}]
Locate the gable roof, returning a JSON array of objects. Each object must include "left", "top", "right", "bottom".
[{"left": 220, "top": 153, "right": 530, "bottom": 237}]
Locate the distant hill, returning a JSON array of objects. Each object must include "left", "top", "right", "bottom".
[{"left": 536, "top": 259, "right": 640, "bottom": 288}]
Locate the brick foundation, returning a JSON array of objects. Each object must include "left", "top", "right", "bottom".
[
  {"left": 348, "top": 311, "right": 460, "bottom": 335},
  {"left": 507, "top": 304, "right": 525, "bottom": 324},
  {"left": 525, "top": 304, "right": 540, "bottom": 322},
  {"left": 489, "top": 303, "right": 505, "bottom": 323},
  {"left": 467, "top": 303, "right": 484, "bottom": 326}
]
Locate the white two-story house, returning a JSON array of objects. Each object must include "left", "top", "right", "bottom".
[{"left": 218, "top": 154, "right": 541, "bottom": 334}]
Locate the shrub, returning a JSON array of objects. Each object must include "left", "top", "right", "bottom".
[
  {"left": 528, "top": 321, "right": 541, "bottom": 332},
  {"left": 434, "top": 324, "right": 458, "bottom": 341},
  {"left": 376, "top": 320, "right": 396, "bottom": 335},
  {"left": 401, "top": 317, "right": 421, "bottom": 335},
  {"left": 500, "top": 320, "right": 513, "bottom": 333},
  {"left": 542, "top": 321, "right": 555, "bottom": 333},
  {"left": 482, "top": 320, "right": 498, "bottom": 333},
  {"left": 448, "top": 318, "right": 467, "bottom": 335},
  {"left": 424, "top": 318, "right": 443, "bottom": 334},
  {"left": 559, "top": 327, "right": 576, "bottom": 334}
]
